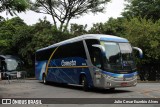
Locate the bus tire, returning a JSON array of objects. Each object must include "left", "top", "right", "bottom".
[
  {"left": 81, "top": 75, "right": 89, "bottom": 91},
  {"left": 43, "top": 74, "right": 48, "bottom": 84},
  {"left": 109, "top": 88, "right": 115, "bottom": 91}
]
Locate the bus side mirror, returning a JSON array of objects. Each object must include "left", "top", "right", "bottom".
[
  {"left": 92, "top": 44, "right": 105, "bottom": 52},
  {"left": 133, "top": 47, "right": 143, "bottom": 58}
]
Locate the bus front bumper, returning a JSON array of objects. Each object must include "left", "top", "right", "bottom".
[
  {"left": 104, "top": 77, "right": 137, "bottom": 89},
  {"left": 94, "top": 76, "right": 137, "bottom": 89}
]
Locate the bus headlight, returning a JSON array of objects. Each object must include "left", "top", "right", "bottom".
[
  {"left": 102, "top": 74, "right": 112, "bottom": 79},
  {"left": 106, "top": 75, "right": 113, "bottom": 79},
  {"left": 133, "top": 75, "right": 137, "bottom": 79},
  {"left": 101, "top": 73, "right": 107, "bottom": 77}
]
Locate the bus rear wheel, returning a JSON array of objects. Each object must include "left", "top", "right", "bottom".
[
  {"left": 43, "top": 74, "right": 48, "bottom": 84},
  {"left": 81, "top": 75, "right": 89, "bottom": 91}
]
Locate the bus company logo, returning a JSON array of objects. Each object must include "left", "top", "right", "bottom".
[
  {"left": 2, "top": 99, "right": 11, "bottom": 104},
  {"left": 61, "top": 60, "right": 76, "bottom": 66}
]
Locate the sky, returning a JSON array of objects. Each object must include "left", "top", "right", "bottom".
[{"left": 1, "top": 0, "right": 126, "bottom": 29}]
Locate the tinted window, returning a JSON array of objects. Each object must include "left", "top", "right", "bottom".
[
  {"left": 36, "top": 48, "right": 55, "bottom": 61},
  {"left": 85, "top": 39, "right": 101, "bottom": 66},
  {"left": 53, "top": 41, "right": 86, "bottom": 59}
]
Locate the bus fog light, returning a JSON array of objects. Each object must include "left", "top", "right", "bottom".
[
  {"left": 106, "top": 82, "right": 111, "bottom": 86},
  {"left": 134, "top": 81, "right": 137, "bottom": 85}
]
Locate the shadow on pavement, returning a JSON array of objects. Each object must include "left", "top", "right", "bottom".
[{"left": 40, "top": 81, "right": 133, "bottom": 94}]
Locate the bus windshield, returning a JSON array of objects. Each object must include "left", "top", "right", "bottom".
[
  {"left": 5, "top": 58, "right": 22, "bottom": 71},
  {"left": 103, "top": 42, "right": 121, "bottom": 64},
  {"left": 101, "top": 41, "right": 135, "bottom": 73},
  {"left": 119, "top": 43, "right": 133, "bottom": 61}
]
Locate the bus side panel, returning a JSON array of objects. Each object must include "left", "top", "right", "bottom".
[
  {"left": 46, "top": 67, "right": 91, "bottom": 84},
  {"left": 45, "top": 57, "right": 93, "bottom": 86},
  {"left": 35, "top": 61, "right": 47, "bottom": 80}
]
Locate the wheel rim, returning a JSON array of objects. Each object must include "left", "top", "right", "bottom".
[
  {"left": 82, "top": 77, "right": 85, "bottom": 86},
  {"left": 43, "top": 76, "right": 46, "bottom": 83}
]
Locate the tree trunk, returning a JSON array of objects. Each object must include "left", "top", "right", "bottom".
[
  {"left": 59, "top": 21, "right": 64, "bottom": 31},
  {"left": 63, "top": 17, "right": 71, "bottom": 32}
]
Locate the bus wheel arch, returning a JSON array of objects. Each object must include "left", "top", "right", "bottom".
[{"left": 79, "top": 74, "right": 89, "bottom": 91}]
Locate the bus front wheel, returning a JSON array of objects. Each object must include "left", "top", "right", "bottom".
[
  {"left": 81, "top": 75, "right": 89, "bottom": 91},
  {"left": 109, "top": 88, "right": 115, "bottom": 91}
]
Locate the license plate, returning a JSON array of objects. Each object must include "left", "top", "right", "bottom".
[{"left": 121, "top": 82, "right": 128, "bottom": 86}]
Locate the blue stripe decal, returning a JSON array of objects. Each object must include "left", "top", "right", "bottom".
[
  {"left": 100, "top": 37, "right": 128, "bottom": 42},
  {"left": 35, "top": 61, "right": 47, "bottom": 80},
  {"left": 102, "top": 71, "right": 137, "bottom": 78}
]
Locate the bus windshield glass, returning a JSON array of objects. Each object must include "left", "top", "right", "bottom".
[
  {"left": 119, "top": 43, "right": 132, "bottom": 59},
  {"left": 103, "top": 42, "right": 121, "bottom": 64},
  {"left": 5, "top": 58, "right": 22, "bottom": 71},
  {"left": 101, "top": 41, "right": 135, "bottom": 73}
]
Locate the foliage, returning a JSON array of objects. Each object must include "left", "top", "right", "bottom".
[
  {"left": 89, "top": 17, "right": 160, "bottom": 81},
  {"left": 123, "top": 18, "right": 160, "bottom": 64},
  {"left": 0, "top": 16, "right": 160, "bottom": 80},
  {"left": 0, "top": 17, "right": 74, "bottom": 77},
  {"left": 0, "top": 17, "right": 27, "bottom": 53},
  {"left": 0, "top": 0, "right": 30, "bottom": 16},
  {"left": 88, "top": 17, "right": 126, "bottom": 36},
  {"left": 70, "top": 23, "right": 87, "bottom": 36},
  {"left": 102, "top": 17, "right": 126, "bottom": 36},
  {"left": 88, "top": 23, "right": 104, "bottom": 34},
  {"left": 123, "top": 0, "right": 160, "bottom": 21},
  {"left": 31, "top": 0, "right": 110, "bottom": 31}
]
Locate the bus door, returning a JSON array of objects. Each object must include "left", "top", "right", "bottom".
[
  {"left": 91, "top": 47, "right": 103, "bottom": 86},
  {"left": 85, "top": 39, "right": 103, "bottom": 86}
]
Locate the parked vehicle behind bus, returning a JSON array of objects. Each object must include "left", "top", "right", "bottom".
[
  {"left": 35, "top": 34, "right": 143, "bottom": 91},
  {"left": 0, "top": 55, "right": 26, "bottom": 80}
]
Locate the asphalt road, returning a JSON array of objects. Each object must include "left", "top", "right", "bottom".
[{"left": 0, "top": 80, "right": 160, "bottom": 107}]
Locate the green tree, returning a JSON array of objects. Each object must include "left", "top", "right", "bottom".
[
  {"left": 31, "top": 0, "right": 110, "bottom": 31},
  {"left": 123, "top": 0, "right": 160, "bottom": 21},
  {"left": 0, "top": 17, "right": 27, "bottom": 54},
  {"left": 88, "top": 23, "right": 104, "bottom": 34},
  {"left": 70, "top": 23, "right": 87, "bottom": 36},
  {"left": 102, "top": 17, "right": 126, "bottom": 36},
  {"left": 0, "top": 17, "right": 74, "bottom": 77},
  {"left": 88, "top": 17, "right": 126, "bottom": 36},
  {"left": 0, "top": 0, "right": 30, "bottom": 16},
  {"left": 123, "top": 18, "right": 160, "bottom": 80},
  {"left": 88, "top": 17, "right": 160, "bottom": 81},
  {"left": 20, "top": 18, "right": 74, "bottom": 66}
]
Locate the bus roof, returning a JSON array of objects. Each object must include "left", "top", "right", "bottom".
[
  {"left": 37, "top": 34, "right": 129, "bottom": 52},
  {"left": 0, "top": 55, "right": 21, "bottom": 60}
]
